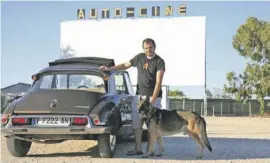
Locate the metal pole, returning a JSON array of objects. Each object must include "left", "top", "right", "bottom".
[
  {"left": 212, "top": 105, "right": 215, "bottom": 117},
  {"left": 193, "top": 100, "right": 196, "bottom": 112},
  {"left": 204, "top": 95, "right": 207, "bottom": 116},
  {"left": 183, "top": 99, "right": 185, "bottom": 110},
  {"left": 242, "top": 102, "right": 244, "bottom": 116},
  {"left": 249, "top": 101, "right": 252, "bottom": 117},
  {"left": 228, "top": 100, "right": 230, "bottom": 115},
  {"left": 221, "top": 102, "right": 223, "bottom": 116},
  {"left": 201, "top": 102, "right": 203, "bottom": 116},
  {"left": 204, "top": 20, "right": 207, "bottom": 116},
  {"left": 234, "top": 103, "right": 236, "bottom": 116}
]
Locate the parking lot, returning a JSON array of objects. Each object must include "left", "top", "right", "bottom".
[{"left": 1, "top": 116, "right": 270, "bottom": 163}]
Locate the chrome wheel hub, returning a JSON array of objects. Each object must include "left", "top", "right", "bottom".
[{"left": 109, "top": 135, "right": 116, "bottom": 151}]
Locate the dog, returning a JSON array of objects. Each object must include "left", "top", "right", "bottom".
[{"left": 137, "top": 96, "right": 212, "bottom": 159}]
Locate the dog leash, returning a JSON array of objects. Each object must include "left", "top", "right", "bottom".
[{"left": 145, "top": 108, "right": 158, "bottom": 125}]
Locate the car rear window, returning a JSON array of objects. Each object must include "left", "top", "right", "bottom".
[{"left": 35, "top": 73, "right": 105, "bottom": 93}]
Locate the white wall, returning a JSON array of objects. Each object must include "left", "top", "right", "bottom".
[{"left": 60, "top": 17, "right": 206, "bottom": 87}]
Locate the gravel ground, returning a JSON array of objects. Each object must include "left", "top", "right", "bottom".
[{"left": 1, "top": 117, "right": 270, "bottom": 163}]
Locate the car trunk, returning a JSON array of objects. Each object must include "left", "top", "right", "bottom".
[{"left": 13, "top": 90, "right": 103, "bottom": 114}]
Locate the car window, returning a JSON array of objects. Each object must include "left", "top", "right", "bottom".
[
  {"left": 40, "top": 75, "right": 54, "bottom": 89},
  {"left": 37, "top": 73, "right": 105, "bottom": 93},
  {"left": 57, "top": 74, "right": 68, "bottom": 89},
  {"left": 114, "top": 73, "right": 128, "bottom": 94},
  {"left": 124, "top": 72, "right": 134, "bottom": 95}
]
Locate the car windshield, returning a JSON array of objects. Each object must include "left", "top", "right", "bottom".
[{"left": 33, "top": 73, "right": 105, "bottom": 93}]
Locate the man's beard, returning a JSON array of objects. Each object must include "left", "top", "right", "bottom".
[{"left": 147, "top": 52, "right": 155, "bottom": 58}]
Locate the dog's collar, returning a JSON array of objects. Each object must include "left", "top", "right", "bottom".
[{"left": 144, "top": 108, "right": 158, "bottom": 125}]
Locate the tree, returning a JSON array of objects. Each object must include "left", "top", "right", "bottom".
[
  {"left": 60, "top": 45, "right": 76, "bottom": 59},
  {"left": 205, "top": 89, "right": 213, "bottom": 99},
  {"left": 213, "top": 87, "right": 233, "bottom": 99},
  {"left": 1, "top": 93, "right": 13, "bottom": 114},
  {"left": 224, "top": 17, "right": 270, "bottom": 115},
  {"left": 213, "top": 88, "right": 223, "bottom": 99},
  {"left": 206, "top": 88, "right": 232, "bottom": 99},
  {"left": 1, "top": 93, "right": 6, "bottom": 113},
  {"left": 169, "top": 89, "right": 185, "bottom": 97}
]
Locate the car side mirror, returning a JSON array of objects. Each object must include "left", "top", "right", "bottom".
[
  {"left": 31, "top": 74, "right": 37, "bottom": 81},
  {"left": 31, "top": 73, "right": 40, "bottom": 81}
]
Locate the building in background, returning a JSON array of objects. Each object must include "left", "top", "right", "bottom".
[
  {"left": 1, "top": 82, "right": 31, "bottom": 113},
  {"left": 1, "top": 82, "right": 31, "bottom": 96}
]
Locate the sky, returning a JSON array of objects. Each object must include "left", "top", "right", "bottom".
[{"left": 1, "top": 1, "right": 269, "bottom": 98}]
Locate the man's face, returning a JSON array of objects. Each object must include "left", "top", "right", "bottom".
[{"left": 143, "top": 42, "right": 155, "bottom": 57}]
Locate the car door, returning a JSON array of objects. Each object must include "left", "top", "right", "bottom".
[
  {"left": 113, "top": 72, "right": 130, "bottom": 123},
  {"left": 122, "top": 71, "right": 136, "bottom": 124}
]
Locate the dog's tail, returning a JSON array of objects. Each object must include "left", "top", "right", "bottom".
[{"left": 199, "top": 117, "right": 212, "bottom": 152}]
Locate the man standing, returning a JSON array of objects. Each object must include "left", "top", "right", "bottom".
[{"left": 99, "top": 38, "right": 165, "bottom": 155}]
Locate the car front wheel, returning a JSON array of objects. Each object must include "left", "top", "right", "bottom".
[
  {"left": 98, "top": 133, "right": 117, "bottom": 158},
  {"left": 6, "top": 137, "right": 32, "bottom": 157}
]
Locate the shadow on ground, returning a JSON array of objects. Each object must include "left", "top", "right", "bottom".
[
  {"left": 26, "top": 136, "right": 270, "bottom": 160},
  {"left": 26, "top": 145, "right": 100, "bottom": 158}
]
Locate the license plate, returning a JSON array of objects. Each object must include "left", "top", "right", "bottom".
[{"left": 32, "top": 117, "right": 71, "bottom": 126}]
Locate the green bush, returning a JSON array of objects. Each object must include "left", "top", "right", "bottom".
[{"left": 1, "top": 93, "right": 13, "bottom": 114}]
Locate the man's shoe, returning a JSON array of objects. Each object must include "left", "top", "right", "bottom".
[{"left": 126, "top": 149, "right": 143, "bottom": 156}]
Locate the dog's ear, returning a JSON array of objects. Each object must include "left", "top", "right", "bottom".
[{"left": 139, "top": 96, "right": 142, "bottom": 101}]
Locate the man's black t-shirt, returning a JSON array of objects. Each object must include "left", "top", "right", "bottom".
[{"left": 130, "top": 53, "right": 165, "bottom": 97}]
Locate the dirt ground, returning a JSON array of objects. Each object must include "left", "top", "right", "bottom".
[{"left": 1, "top": 117, "right": 270, "bottom": 163}]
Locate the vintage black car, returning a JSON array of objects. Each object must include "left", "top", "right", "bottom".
[{"left": 1, "top": 57, "right": 148, "bottom": 158}]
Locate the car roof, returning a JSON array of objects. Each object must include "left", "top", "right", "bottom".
[
  {"left": 48, "top": 57, "right": 115, "bottom": 67},
  {"left": 35, "top": 57, "right": 124, "bottom": 75},
  {"left": 38, "top": 64, "right": 102, "bottom": 74}
]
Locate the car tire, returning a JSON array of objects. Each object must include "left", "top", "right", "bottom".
[
  {"left": 142, "top": 129, "right": 148, "bottom": 142},
  {"left": 6, "top": 137, "right": 32, "bottom": 157},
  {"left": 98, "top": 133, "right": 117, "bottom": 158}
]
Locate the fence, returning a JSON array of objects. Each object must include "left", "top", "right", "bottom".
[
  {"left": 2, "top": 92, "right": 270, "bottom": 116},
  {"left": 169, "top": 98, "right": 270, "bottom": 116}
]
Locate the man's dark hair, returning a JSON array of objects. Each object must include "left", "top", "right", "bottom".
[{"left": 142, "top": 38, "right": 156, "bottom": 48}]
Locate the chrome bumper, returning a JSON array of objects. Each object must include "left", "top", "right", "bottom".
[
  {"left": 1, "top": 114, "right": 112, "bottom": 135},
  {"left": 1, "top": 126, "right": 112, "bottom": 135}
]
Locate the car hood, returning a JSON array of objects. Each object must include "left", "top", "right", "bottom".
[{"left": 14, "top": 90, "right": 103, "bottom": 114}]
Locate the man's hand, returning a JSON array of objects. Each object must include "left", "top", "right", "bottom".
[
  {"left": 99, "top": 65, "right": 109, "bottom": 71},
  {"left": 150, "top": 97, "right": 156, "bottom": 105}
]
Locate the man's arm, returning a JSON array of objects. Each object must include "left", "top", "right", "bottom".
[
  {"left": 150, "top": 70, "right": 165, "bottom": 105},
  {"left": 100, "top": 61, "right": 132, "bottom": 71},
  {"left": 102, "top": 53, "right": 139, "bottom": 71},
  {"left": 109, "top": 62, "right": 132, "bottom": 71}
]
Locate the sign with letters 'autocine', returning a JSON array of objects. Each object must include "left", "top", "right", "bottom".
[{"left": 77, "top": 5, "right": 187, "bottom": 19}]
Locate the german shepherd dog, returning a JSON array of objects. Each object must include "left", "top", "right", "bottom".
[{"left": 137, "top": 96, "right": 212, "bottom": 158}]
